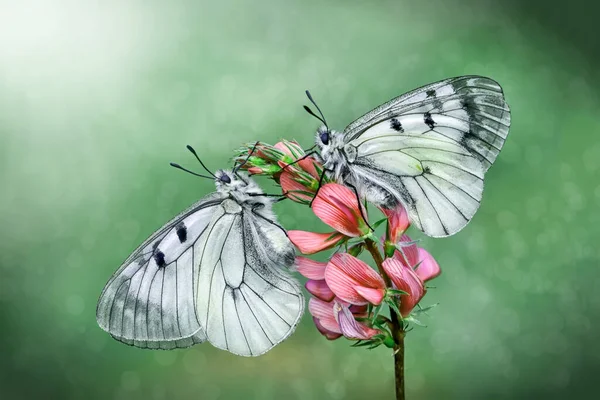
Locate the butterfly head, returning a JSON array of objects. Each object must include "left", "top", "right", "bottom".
[
  {"left": 317, "top": 125, "right": 331, "bottom": 146},
  {"left": 215, "top": 169, "right": 241, "bottom": 190},
  {"left": 214, "top": 169, "right": 261, "bottom": 196},
  {"left": 315, "top": 125, "right": 344, "bottom": 153}
]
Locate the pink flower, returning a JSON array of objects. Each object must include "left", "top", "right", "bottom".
[
  {"left": 296, "top": 256, "right": 327, "bottom": 280},
  {"left": 288, "top": 231, "right": 346, "bottom": 255},
  {"left": 305, "top": 279, "right": 335, "bottom": 302},
  {"left": 309, "top": 297, "right": 376, "bottom": 340},
  {"left": 382, "top": 258, "right": 425, "bottom": 317},
  {"left": 312, "top": 183, "right": 371, "bottom": 237},
  {"left": 381, "top": 203, "right": 410, "bottom": 244},
  {"left": 325, "top": 253, "right": 386, "bottom": 305},
  {"left": 235, "top": 140, "right": 323, "bottom": 191},
  {"left": 309, "top": 297, "right": 342, "bottom": 334},
  {"left": 333, "top": 302, "right": 380, "bottom": 340},
  {"left": 393, "top": 234, "right": 441, "bottom": 282}
]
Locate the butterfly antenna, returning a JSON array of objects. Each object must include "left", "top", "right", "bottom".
[
  {"left": 186, "top": 145, "right": 217, "bottom": 178},
  {"left": 304, "top": 90, "right": 328, "bottom": 128},
  {"left": 303, "top": 105, "right": 326, "bottom": 126},
  {"left": 234, "top": 141, "right": 259, "bottom": 173},
  {"left": 169, "top": 163, "right": 214, "bottom": 180}
]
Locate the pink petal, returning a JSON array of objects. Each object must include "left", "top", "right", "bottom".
[
  {"left": 381, "top": 204, "right": 410, "bottom": 243},
  {"left": 382, "top": 258, "right": 425, "bottom": 317},
  {"left": 306, "top": 279, "right": 335, "bottom": 302},
  {"left": 312, "top": 183, "right": 368, "bottom": 237},
  {"left": 333, "top": 302, "right": 380, "bottom": 340},
  {"left": 308, "top": 298, "right": 340, "bottom": 333},
  {"left": 288, "top": 230, "right": 345, "bottom": 255},
  {"left": 298, "top": 157, "right": 320, "bottom": 178},
  {"left": 274, "top": 141, "right": 294, "bottom": 157},
  {"left": 312, "top": 317, "right": 342, "bottom": 340},
  {"left": 274, "top": 140, "right": 304, "bottom": 159},
  {"left": 354, "top": 286, "right": 384, "bottom": 305},
  {"left": 415, "top": 248, "right": 441, "bottom": 282},
  {"left": 296, "top": 256, "right": 327, "bottom": 280},
  {"left": 325, "top": 253, "right": 386, "bottom": 305}
]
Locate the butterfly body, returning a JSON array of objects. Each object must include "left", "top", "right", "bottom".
[
  {"left": 96, "top": 169, "right": 303, "bottom": 356},
  {"left": 313, "top": 76, "right": 511, "bottom": 237}
]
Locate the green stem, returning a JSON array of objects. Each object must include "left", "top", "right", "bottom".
[{"left": 365, "top": 239, "right": 406, "bottom": 400}]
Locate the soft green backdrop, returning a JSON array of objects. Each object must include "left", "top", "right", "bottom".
[{"left": 1, "top": 0, "right": 599, "bottom": 399}]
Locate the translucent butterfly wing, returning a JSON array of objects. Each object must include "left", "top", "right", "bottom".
[
  {"left": 343, "top": 76, "right": 510, "bottom": 237},
  {"left": 96, "top": 193, "right": 225, "bottom": 348},
  {"left": 195, "top": 199, "right": 304, "bottom": 357}
]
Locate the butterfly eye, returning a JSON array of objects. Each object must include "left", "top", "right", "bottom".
[
  {"left": 319, "top": 130, "right": 330, "bottom": 145},
  {"left": 220, "top": 175, "right": 231, "bottom": 184}
]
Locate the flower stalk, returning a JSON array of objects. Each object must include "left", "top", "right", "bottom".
[{"left": 365, "top": 238, "right": 405, "bottom": 400}]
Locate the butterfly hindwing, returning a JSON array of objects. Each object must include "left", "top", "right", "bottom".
[
  {"left": 341, "top": 76, "right": 510, "bottom": 237},
  {"left": 196, "top": 199, "right": 304, "bottom": 357},
  {"left": 96, "top": 193, "right": 224, "bottom": 348}
]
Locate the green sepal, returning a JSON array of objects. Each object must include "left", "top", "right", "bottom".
[
  {"left": 412, "top": 303, "right": 439, "bottom": 316},
  {"left": 370, "top": 315, "right": 390, "bottom": 330},
  {"left": 347, "top": 243, "right": 365, "bottom": 257},
  {"left": 384, "top": 240, "right": 396, "bottom": 258},
  {"left": 386, "top": 288, "right": 409, "bottom": 297},
  {"left": 371, "top": 217, "right": 388, "bottom": 230},
  {"left": 385, "top": 297, "right": 403, "bottom": 320},
  {"left": 370, "top": 303, "right": 383, "bottom": 323},
  {"left": 403, "top": 315, "right": 426, "bottom": 327}
]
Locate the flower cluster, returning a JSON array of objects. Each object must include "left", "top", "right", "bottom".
[
  {"left": 236, "top": 140, "right": 328, "bottom": 204},
  {"left": 238, "top": 141, "right": 441, "bottom": 349}
]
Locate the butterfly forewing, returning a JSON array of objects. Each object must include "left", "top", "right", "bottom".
[
  {"left": 96, "top": 193, "right": 224, "bottom": 348},
  {"left": 338, "top": 76, "right": 510, "bottom": 237}
]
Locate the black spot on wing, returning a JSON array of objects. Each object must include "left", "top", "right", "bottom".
[
  {"left": 390, "top": 118, "right": 404, "bottom": 132},
  {"left": 154, "top": 250, "right": 166, "bottom": 268},
  {"left": 426, "top": 89, "right": 436, "bottom": 98},
  {"left": 176, "top": 222, "right": 187, "bottom": 243},
  {"left": 424, "top": 112, "right": 435, "bottom": 129},
  {"left": 461, "top": 97, "right": 474, "bottom": 111}
]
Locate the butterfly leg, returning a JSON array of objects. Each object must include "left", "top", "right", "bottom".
[
  {"left": 233, "top": 141, "right": 260, "bottom": 171},
  {"left": 345, "top": 182, "right": 375, "bottom": 233},
  {"left": 251, "top": 205, "right": 288, "bottom": 235},
  {"left": 309, "top": 168, "right": 330, "bottom": 207},
  {"left": 247, "top": 192, "right": 287, "bottom": 202},
  {"left": 279, "top": 151, "right": 316, "bottom": 172}
]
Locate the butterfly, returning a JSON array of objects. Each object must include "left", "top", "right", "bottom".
[
  {"left": 304, "top": 76, "right": 511, "bottom": 237},
  {"left": 96, "top": 145, "right": 304, "bottom": 356}
]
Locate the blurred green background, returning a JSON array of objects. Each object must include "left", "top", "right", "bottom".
[{"left": 1, "top": 0, "right": 599, "bottom": 398}]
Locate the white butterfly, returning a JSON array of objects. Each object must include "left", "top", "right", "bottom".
[
  {"left": 306, "top": 76, "right": 511, "bottom": 237},
  {"left": 96, "top": 146, "right": 304, "bottom": 356}
]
